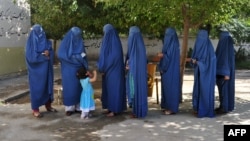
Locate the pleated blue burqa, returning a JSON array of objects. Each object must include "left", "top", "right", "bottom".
[
  {"left": 215, "top": 31, "right": 235, "bottom": 113},
  {"left": 97, "top": 24, "right": 127, "bottom": 113},
  {"left": 127, "top": 26, "right": 148, "bottom": 118},
  {"left": 57, "top": 27, "right": 88, "bottom": 106},
  {"left": 159, "top": 27, "right": 180, "bottom": 113},
  {"left": 191, "top": 29, "right": 216, "bottom": 118},
  {"left": 25, "top": 24, "right": 54, "bottom": 110}
]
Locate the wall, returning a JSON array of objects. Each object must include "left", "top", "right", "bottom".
[
  {"left": 0, "top": 0, "right": 30, "bottom": 77},
  {"left": 81, "top": 36, "right": 218, "bottom": 61}
]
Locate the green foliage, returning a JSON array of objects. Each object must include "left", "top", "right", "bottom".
[
  {"left": 217, "top": 19, "right": 250, "bottom": 44},
  {"left": 235, "top": 46, "right": 249, "bottom": 61},
  {"left": 27, "top": 0, "right": 101, "bottom": 39},
  {"left": 98, "top": 0, "right": 246, "bottom": 37},
  {"left": 235, "top": 60, "right": 250, "bottom": 69},
  {"left": 28, "top": 0, "right": 249, "bottom": 42}
]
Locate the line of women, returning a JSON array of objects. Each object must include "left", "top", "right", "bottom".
[{"left": 25, "top": 23, "right": 235, "bottom": 119}]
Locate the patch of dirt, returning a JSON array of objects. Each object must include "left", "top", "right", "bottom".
[
  {"left": 2, "top": 100, "right": 129, "bottom": 141},
  {"left": 45, "top": 112, "right": 127, "bottom": 141}
]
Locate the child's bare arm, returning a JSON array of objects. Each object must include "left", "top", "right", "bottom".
[{"left": 89, "top": 70, "right": 97, "bottom": 82}]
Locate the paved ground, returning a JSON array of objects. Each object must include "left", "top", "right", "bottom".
[{"left": 0, "top": 63, "right": 250, "bottom": 141}]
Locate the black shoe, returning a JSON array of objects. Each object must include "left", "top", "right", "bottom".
[
  {"left": 66, "top": 111, "right": 73, "bottom": 116},
  {"left": 215, "top": 108, "right": 227, "bottom": 114},
  {"left": 215, "top": 107, "right": 222, "bottom": 111},
  {"left": 75, "top": 110, "right": 82, "bottom": 114}
]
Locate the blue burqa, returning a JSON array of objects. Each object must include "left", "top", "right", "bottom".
[
  {"left": 159, "top": 27, "right": 180, "bottom": 113},
  {"left": 127, "top": 26, "right": 148, "bottom": 118},
  {"left": 97, "top": 24, "right": 127, "bottom": 113},
  {"left": 57, "top": 27, "right": 88, "bottom": 106},
  {"left": 25, "top": 24, "right": 54, "bottom": 110},
  {"left": 215, "top": 31, "right": 235, "bottom": 112},
  {"left": 191, "top": 29, "right": 216, "bottom": 118}
]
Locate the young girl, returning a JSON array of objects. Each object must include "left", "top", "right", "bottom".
[{"left": 77, "top": 68, "right": 97, "bottom": 119}]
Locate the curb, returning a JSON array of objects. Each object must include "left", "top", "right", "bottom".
[{"left": 1, "top": 89, "right": 29, "bottom": 103}]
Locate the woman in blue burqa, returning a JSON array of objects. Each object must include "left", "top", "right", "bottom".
[
  {"left": 190, "top": 29, "right": 216, "bottom": 118},
  {"left": 125, "top": 26, "right": 148, "bottom": 118},
  {"left": 215, "top": 31, "right": 235, "bottom": 114},
  {"left": 57, "top": 27, "right": 88, "bottom": 116},
  {"left": 25, "top": 24, "right": 57, "bottom": 118},
  {"left": 157, "top": 27, "right": 180, "bottom": 115},
  {"left": 97, "top": 24, "right": 127, "bottom": 117}
]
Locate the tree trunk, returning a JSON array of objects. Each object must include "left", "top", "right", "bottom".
[
  {"left": 53, "top": 39, "right": 59, "bottom": 65},
  {"left": 180, "top": 5, "right": 190, "bottom": 103}
]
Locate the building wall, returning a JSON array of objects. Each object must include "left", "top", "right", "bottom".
[
  {"left": 81, "top": 36, "right": 218, "bottom": 61},
  {"left": 0, "top": 0, "right": 30, "bottom": 76}
]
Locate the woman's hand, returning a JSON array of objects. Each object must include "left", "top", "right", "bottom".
[
  {"left": 125, "top": 60, "right": 129, "bottom": 70},
  {"left": 191, "top": 59, "right": 197, "bottom": 64},
  {"left": 125, "top": 64, "right": 129, "bottom": 70},
  {"left": 224, "top": 76, "right": 230, "bottom": 80},
  {"left": 186, "top": 58, "right": 191, "bottom": 62},
  {"left": 157, "top": 52, "right": 163, "bottom": 58},
  {"left": 42, "top": 50, "right": 50, "bottom": 59}
]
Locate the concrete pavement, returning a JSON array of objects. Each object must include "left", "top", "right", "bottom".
[{"left": 0, "top": 65, "right": 250, "bottom": 141}]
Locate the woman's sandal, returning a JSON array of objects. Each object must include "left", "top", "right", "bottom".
[
  {"left": 163, "top": 110, "right": 175, "bottom": 115},
  {"left": 193, "top": 111, "right": 198, "bottom": 116},
  {"left": 33, "top": 112, "right": 43, "bottom": 118},
  {"left": 102, "top": 110, "right": 111, "bottom": 114},
  {"left": 106, "top": 112, "right": 115, "bottom": 117},
  {"left": 130, "top": 114, "right": 137, "bottom": 118}
]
